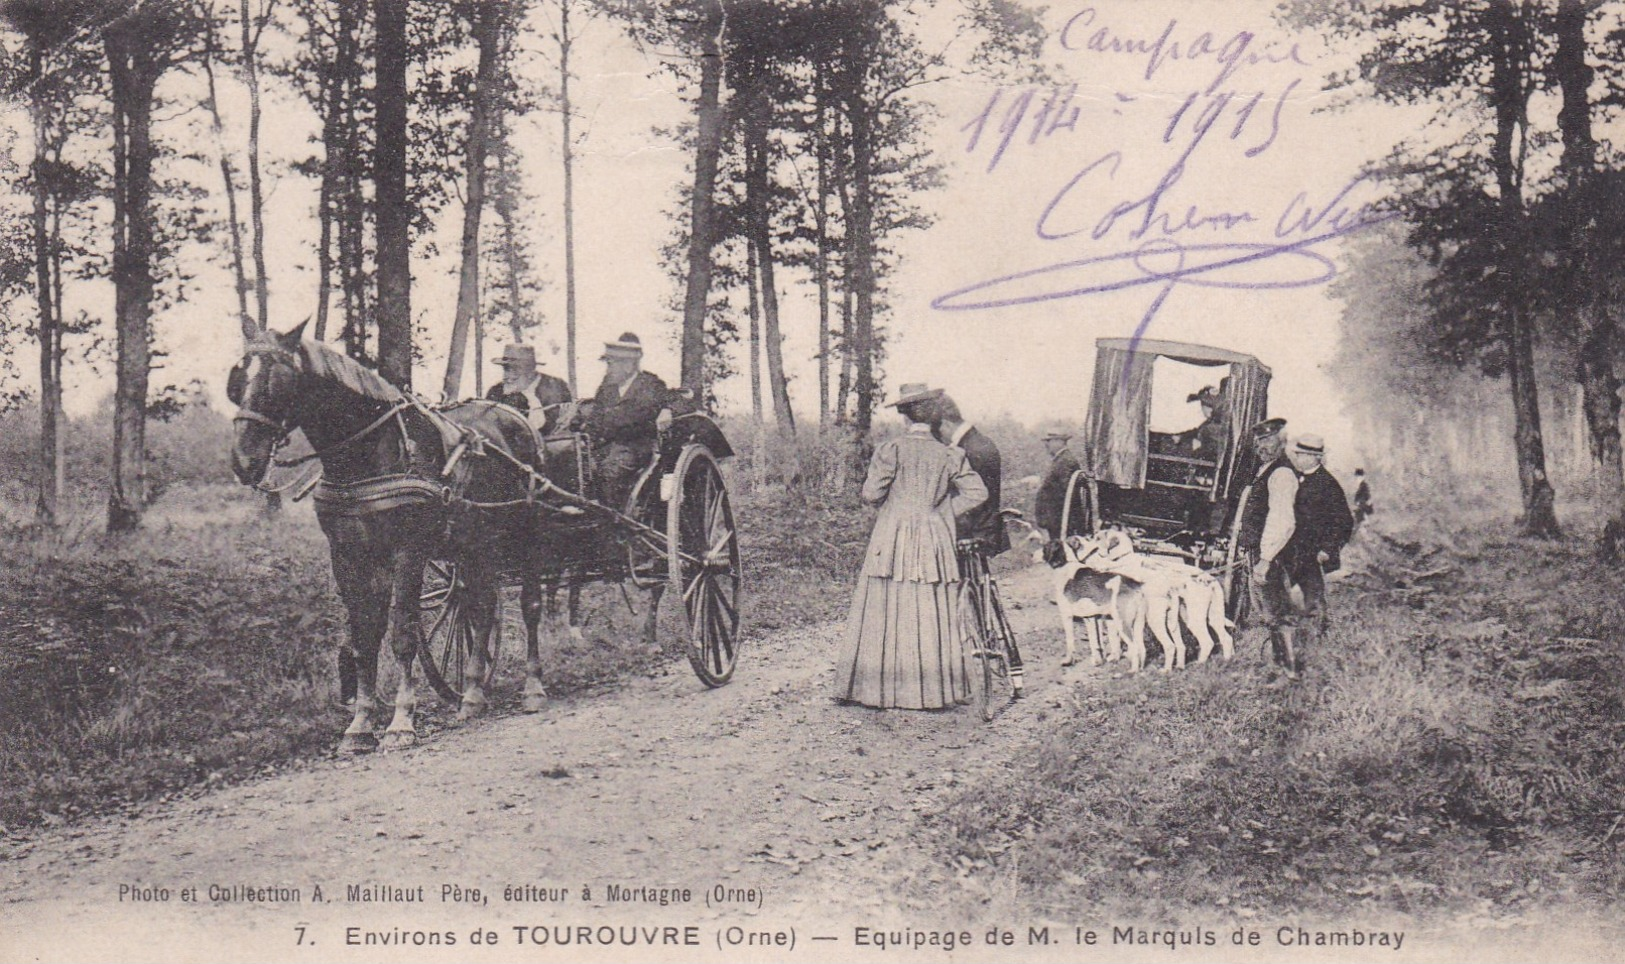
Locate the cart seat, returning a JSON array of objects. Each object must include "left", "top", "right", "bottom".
[{"left": 541, "top": 431, "right": 593, "bottom": 499}]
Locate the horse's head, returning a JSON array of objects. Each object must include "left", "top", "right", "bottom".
[{"left": 229, "top": 321, "right": 306, "bottom": 486}]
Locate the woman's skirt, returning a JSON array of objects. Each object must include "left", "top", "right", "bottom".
[{"left": 833, "top": 575, "right": 967, "bottom": 710}]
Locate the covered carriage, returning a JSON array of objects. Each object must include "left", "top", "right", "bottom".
[{"left": 1060, "top": 337, "right": 1272, "bottom": 617}]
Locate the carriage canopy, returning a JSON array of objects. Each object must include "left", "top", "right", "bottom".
[{"left": 1081, "top": 337, "right": 1271, "bottom": 499}]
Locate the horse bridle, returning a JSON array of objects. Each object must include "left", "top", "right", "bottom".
[
  {"left": 231, "top": 344, "right": 301, "bottom": 453},
  {"left": 232, "top": 342, "right": 415, "bottom": 472}
]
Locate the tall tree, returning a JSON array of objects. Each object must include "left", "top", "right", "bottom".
[
  {"left": 1551, "top": 0, "right": 1622, "bottom": 536},
  {"left": 677, "top": 0, "right": 725, "bottom": 395},
  {"left": 1487, "top": 0, "right": 1559, "bottom": 535},
  {"left": 2, "top": 1, "right": 86, "bottom": 525},
  {"left": 1291, "top": 0, "right": 1561, "bottom": 536},
  {"left": 440, "top": 0, "right": 505, "bottom": 400},
  {"left": 104, "top": 2, "right": 197, "bottom": 532},
  {"left": 240, "top": 0, "right": 273, "bottom": 331},
  {"left": 555, "top": 0, "right": 578, "bottom": 393},
  {"left": 373, "top": 0, "right": 410, "bottom": 388}
]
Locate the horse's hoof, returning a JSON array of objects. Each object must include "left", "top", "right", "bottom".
[
  {"left": 522, "top": 694, "right": 547, "bottom": 714},
  {"left": 568, "top": 627, "right": 585, "bottom": 643},
  {"left": 339, "top": 732, "right": 377, "bottom": 755},
  {"left": 1060, "top": 657, "right": 1076, "bottom": 668},
  {"left": 457, "top": 701, "right": 487, "bottom": 722},
  {"left": 379, "top": 730, "right": 417, "bottom": 752},
  {"left": 1089, "top": 657, "right": 1103, "bottom": 667}
]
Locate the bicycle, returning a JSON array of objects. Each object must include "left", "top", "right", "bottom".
[{"left": 957, "top": 509, "right": 1025, "bottom": 722}]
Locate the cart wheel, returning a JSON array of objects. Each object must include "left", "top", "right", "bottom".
[
  {"left": 418, "top": 561, "right": 499, "bottom": 704},
  {"left": 1223, "top": 487, "right": 1253, "bottom": 625},
  {"left": 668, "top": 445, "right": 741, "bottom": 687}
]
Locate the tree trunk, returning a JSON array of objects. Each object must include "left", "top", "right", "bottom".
[
  {"left": 374, "top": 0, "right": 412, "bottom": 389},
  {"left": 559, "top": 0, "right": 578, "bottom": 394},
  {"left": 744, "top": 94, "right": 794, "bottom": 433},
  {"left": 814, "top": 58, "right": 831, "bottom": 429},
  {"left": 1489, "top": 0, "right": 1558, "bottom": 536},
  {"left": 493, "top": 146, "right": 527, "bottom": 340},
  {"left": 334, "top": 0, "right": 369, "bottom": 359},
  {"left": 747, "top": 235, "right": 762, "bottom": 422},
  {"left": 105, "top": 37, "right": 160, "bottom": 533},
  {"left": 29, "top": 42, "right": 62, "bottom": 526},
  {"left": 201, "top": 19, "right": 254, "bottom": 341},
  {"left": 1554, "top": 0, "right": 1623, "bottom": 520},
  {"left": 442, "top": 0, "right": 501, "bottom": 401},
  {"left": 242, "top": 0, "right": 270, "bottom": 332},
  {"left": 678, "top": 0, "right": 725, "bottom": 396},
  {"left": 845, "top": 82, "right": 878, "bottom": 439}
]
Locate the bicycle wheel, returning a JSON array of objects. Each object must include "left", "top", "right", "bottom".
[
  {"left": 986, "top": 576, "right": 1018, "bottom": 684},
  {"left": 961, "top": 559, "right": 1007, "bottom": 722}
]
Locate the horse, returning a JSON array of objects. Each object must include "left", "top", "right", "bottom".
[{"left": 229, "top": 322, "right": 560, "bottom": 751}]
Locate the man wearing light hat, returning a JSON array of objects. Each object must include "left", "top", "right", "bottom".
[
  {"left": 585, "top": 332, "right": 670, "bottom": 511},
  {"left": 487, "top": 343, "right": 573, "bottom": 435},
  {"left": 1034, "top": 428, "right": 1082, "bottom": 545},
  {"left": 1283, "top": 433, "right": 1353, "bottom": 641}
]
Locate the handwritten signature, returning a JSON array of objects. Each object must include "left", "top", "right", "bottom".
[{"left": 931, "top": 176, "right": 1391, "bottom": 348}]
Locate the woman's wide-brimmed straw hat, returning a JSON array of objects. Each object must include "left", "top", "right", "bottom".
[{"left": 889, "top": 383, "right": 943, "bottom": 408}]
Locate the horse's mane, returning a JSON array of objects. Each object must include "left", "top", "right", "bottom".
[{"left": 298, "top": 340, "right": 404, "bottom": 405}]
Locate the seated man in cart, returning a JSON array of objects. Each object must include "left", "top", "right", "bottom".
[
  {"left": 579, "top": 332, "right": 673, "bottom": 512},
  {"left": 487, "top": 343, "right": 574, "bottom": 435}
]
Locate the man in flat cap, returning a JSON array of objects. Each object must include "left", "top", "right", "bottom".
[
  {"left": 487, "top": 343, "right": 573, "bottom": 435},
  {"left": 1283, "top": 434, "right": 1353, "bottom": 640},
  {"left": 1034, "top": 428, "right": 1082, "bottom": 545},
  {"left": 1237, "top": 417, "right": 1303, "bottom": 675},
  {"left": 585, "top": 332, "right": 670, "bottom": 511}
]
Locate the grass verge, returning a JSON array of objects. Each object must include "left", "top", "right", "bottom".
[
  {"left": 922, "top": 513, "right": 1625, "bottom": 921},
  {"left": 0, "top": 481, "right": 869, "bottom": 831}
]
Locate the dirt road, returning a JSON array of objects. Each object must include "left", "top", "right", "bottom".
[{"left": 0, "top": 564, "right": 1076, "bottom": 963}]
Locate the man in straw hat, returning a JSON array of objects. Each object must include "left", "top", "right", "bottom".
[
  {"left": 1034, "top": 428, "right": 1082, "bottom": 545},
  {"left": 488, "top": 343, "right": 573, "bottom": 434},
  {"left": 585, "top": 332, "right": 671, "bottom": 511},
  {"left": 1282, "top": 433, "right": 1353, "bottom": 641}
]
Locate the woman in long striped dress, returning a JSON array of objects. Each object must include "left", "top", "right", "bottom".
[{"left": 834, "top": 385, "right": 988, "bottom": 709}]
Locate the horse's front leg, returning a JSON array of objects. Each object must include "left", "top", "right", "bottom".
[
  {"left": 380, "top": 546, "right": 429, "bottom": 750},
  {"left": 520, "top": 575, "right": 549, "bottom": 713},
  {"left": 333, "top": 544, "right": 387, "bottom": 754}
]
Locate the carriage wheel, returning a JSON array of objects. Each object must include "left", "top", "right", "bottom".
[
  {"left": 667, "top": 445, "right": 742, "bottom": 687},
  {"left": 1222, "top": 486, "right": 1254, "bottom": 625},
  {"left": 1060, "top": 472, "right": 1100, "bottom": 538},
  {"left": 418, "top": 561, "right": 500, "bottom": 705}
]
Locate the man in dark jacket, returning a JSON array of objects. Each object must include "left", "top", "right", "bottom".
[
  {"left": 933, "top": 391, "right": 1023, "bottom": 698},
  {"left": 1284, "top": 434, "right": 1354, "bottom": 634},
  {"left": 934, "top": 394, "right": 1010, "bottom": 555},
  {"left": 487, "top": 343, "right": 573, "bottom": 434},
  {"left": 585, "top": 332, "right": 670, "bottom": 511},
  {"left": 1035, "top": 429, "right": 1082, "bottom": 544}
]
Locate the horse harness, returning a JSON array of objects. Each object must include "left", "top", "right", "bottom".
[{"left": 233, "top": 342, "right": 674, "bottom": 546}]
